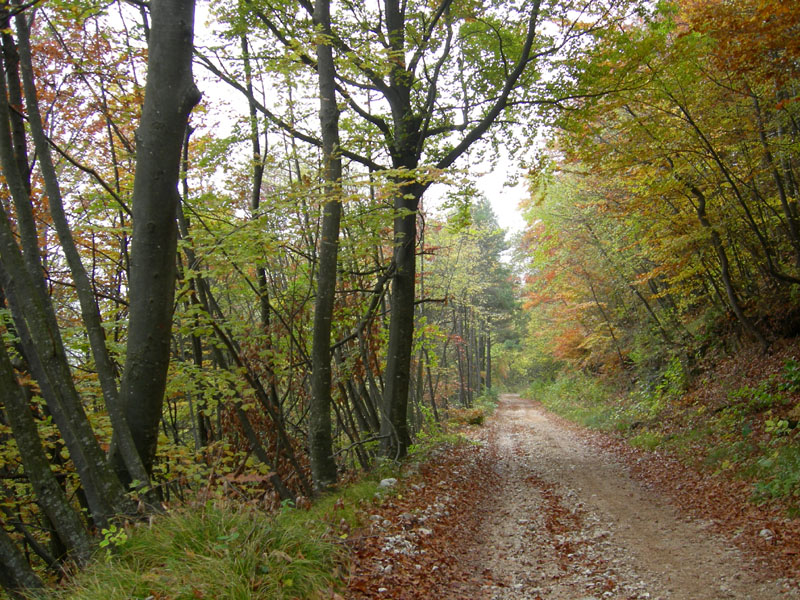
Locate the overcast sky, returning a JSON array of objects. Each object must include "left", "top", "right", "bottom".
[{"left": 476, "top": 166, "right": 528, "bottom": 236}]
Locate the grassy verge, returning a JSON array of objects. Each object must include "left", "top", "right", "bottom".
[
  {"left": 528, "top": 374, "right": 622, "bottom": 432},
  {"left": 44, "top": 495, "right": 361, "bottom": 600},
  {"left": 40, "top": 471, "right": 410, "bottom": 600}
]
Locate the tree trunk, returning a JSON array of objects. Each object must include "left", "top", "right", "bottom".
[
  {"left": 177, "top": 133, "right": 211, "bottom": 449},
  {"left": 0, "top": 342, "right": 94, "bottom": 564},
  {"left": 485, "top": 332, "right": 492, "bottom": 391},
  {"left": 689, "top": 184, "right": 768, "bottom": 350},
  {"left": 751, "top": 92, "right": 800, "bottom": 270},
  {"left": 380, "top": 185, "right": 419, "bottom": 458},
  {"left": 478, "top": 330, "right": 486, "bottom": 392},
  {"left": 424, "top": 349, "right": 440, "bottom": 421},
  {"left": 116, "top": 0, "right": 201, "bottom": 476},
  {"left": 0, "top": 524, "right": 42, "bottom": 597},
  {"left": 308, "top": 0, "right": 341, "bottom": 492},
  {"left": 14, "top": 10, "right": 151, "bottom": 492},
  {"left": 0, "top": 23, "right": 30, "bottom": 196}
]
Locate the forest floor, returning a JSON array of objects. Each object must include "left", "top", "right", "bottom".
[{"left": 345, "top": 394, "right": 800, "bottom": 599}]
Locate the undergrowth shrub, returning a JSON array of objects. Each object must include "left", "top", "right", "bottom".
[
  {"left": 780, "top": 358, "right": 800, "bottom": 393},
  {"left": 726, "top": 379, "right": 790, "bottom": 415},
  {"left": 445, "top": 388, "right": 498, "bottom": 427},
  {"left": 753, "top": 442, "right": 800, "bottom": 512},
  {"left": 448, "top": 407, "right": 486, "bottom": 426},
  {"left": 476, "top": 387, "right": 499, "bottom": 407}
]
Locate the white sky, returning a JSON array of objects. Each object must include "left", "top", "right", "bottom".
[
  {"left": 426, "top": 153, "right": 530, "bottom": 239},
  {"left": 475, "top": 165, "right": 528, "bottom": 236}
]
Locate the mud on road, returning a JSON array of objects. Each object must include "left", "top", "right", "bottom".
[{"left": 468, "top": 394, "right": 798, "bottom": 600}]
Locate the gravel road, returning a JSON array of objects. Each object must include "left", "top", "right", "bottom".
[{"left": 468, "top": 394, "right": 798, "bottom": 600}]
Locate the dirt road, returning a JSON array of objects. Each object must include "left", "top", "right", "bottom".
[{"left": 469, "top": 394, "right": 797, "bottom": 600}]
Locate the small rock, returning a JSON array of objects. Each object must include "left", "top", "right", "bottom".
[
  {"left": 418, "top": 527, "right": 433, "bottom": 536},
  {"left": 378, "top": 587, "right": 388, "bottom": 593},
  {"left": 759, "top": 528, "right": 775, "bottom": 540},
  {"left": 379, "top": 478, "right": 397, "bottom": 489}
]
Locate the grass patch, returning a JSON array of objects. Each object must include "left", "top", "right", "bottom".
[
  {"left": 410, "top": 414, "right": 478, "bottom": 462},
  {"left": 630, "top": 431, "right": 662, "bottom": 451},
  {"left": 528, "top": 373, "right": 621, "bottom": 431},
  {"left": 44, "top": 502, "right": 343, "bottom": 600},
  {"left": 42, "top": 477, "right": 389, "bottom": 600}
]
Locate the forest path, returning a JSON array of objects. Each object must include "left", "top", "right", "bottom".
[{"left": 465, "top": 393, "right": 797, "bottom": 600}]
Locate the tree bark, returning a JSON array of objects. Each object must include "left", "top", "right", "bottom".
[
  {"left": 309, "top": 0, "right": 342, "bottom": 491},
  {"left": 0, "top": 525, "right": 42, "bottom": 597},
  {"left": 0, "top": 342, "right": 94, "bottom": 564},
  {"left": 485, "top": 332, "right": 492, "bottom": 391},
  {"left": 0, "top": 23, "right": 29, "bottom": 195},
  {"left": 116, "top": 0, "right": 201, "bottom": 476},
  {"left": 380, "top": 183, "right": 420, "bottom": 457}
]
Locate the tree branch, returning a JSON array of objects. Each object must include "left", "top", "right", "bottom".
[
  {"left": 433, "top": 0, "right": 542, "bottom": 173},
  {"left": 196, "top": 52, "right": 384, "bottom": 171}
]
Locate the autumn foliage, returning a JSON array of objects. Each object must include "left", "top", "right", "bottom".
[{"left": 520, "top": 0, "right": 800, "bottom": 375}]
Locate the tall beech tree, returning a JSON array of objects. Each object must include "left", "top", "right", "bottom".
[
  {"left": 0, "top": 1, "right": 198, "bottom": 589},
  {"left": 309, "top": 0, "right": 342, "bottom": 491},
  {"left": 114, "top": 0, "right": 201, "bottom": 478},
  {"left": 14, "top": 2, "right": 151, "bottom": 494},
  {"left": 0, "top": 4, "right": 134, "bottom": 529}
]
